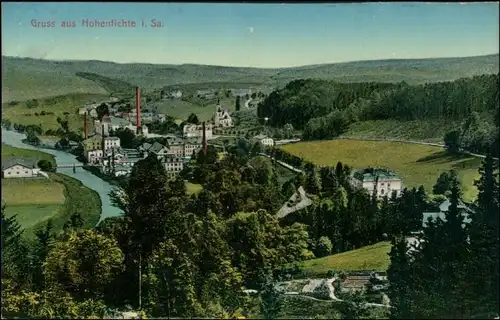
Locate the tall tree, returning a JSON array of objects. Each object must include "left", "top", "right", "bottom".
[
  {"left": 235, "top": 96, "right": 241, "bottom": 111},
  {"left": 467, "top": 152, "right": 499, "bottom": 316},
  {"left": 387, "top": 236, "right": 414, "bottom": 319}
]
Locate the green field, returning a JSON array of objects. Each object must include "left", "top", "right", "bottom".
[
  {"left": 281, "top": 140, "right": 482, "bottom": 201},
  {"left": 2, "top": 143, "right": 56, "bottom": 167},
  {"left": 2, "top": 178, "right": 66, "bottom": 231},
  {"left": 2, "top": 67, "right": 107, "bottom": 102},
  {"left": 298, "top": 242, "right": 392, "bottom": 277},
  {"left": 2, "top": 93, "right": 108, "bottom": 135},
  {"left": 342, "top": 119, "right": 462, "bottom": 143},
  {"left": 1, "top": 144, "right": 101, "bottom": 238}
]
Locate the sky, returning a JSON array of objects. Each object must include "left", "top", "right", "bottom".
[{"left": 1, "top": 2, "right": 499, "bottom": 68}]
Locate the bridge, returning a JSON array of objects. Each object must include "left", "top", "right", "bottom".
[{"left": 56, "top": 163, "right": 102, "bottom": 168}]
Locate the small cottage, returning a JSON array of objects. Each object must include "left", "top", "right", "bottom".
[{"left": 2, "top": 158, "right": 41, "bottom": 178}]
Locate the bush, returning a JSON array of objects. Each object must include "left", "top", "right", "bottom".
[
  {"left": 37, "top": 159, "right": 55, "bottom": 172},
  {"left": 315, "top": 236, "right": 333, "bottom": 258}
]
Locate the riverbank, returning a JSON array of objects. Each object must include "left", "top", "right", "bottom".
[{"left": 2, "top": 128, "right": 123, "bottom": 224}]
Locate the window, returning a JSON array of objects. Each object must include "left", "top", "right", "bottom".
[
  {"left": 16, "top": 172, "right": 19, "bottom": 174},
  {"left": 25, "top": 171, "right": 29, "bottom": 174},
  {"left": 381, "top": 189, "right": 385, "bottom": 195}
]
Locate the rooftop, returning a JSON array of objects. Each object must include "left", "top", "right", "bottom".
[
  {"left": 2, "top": 158, "right": 38, "bottom": 170},
  {"left": 253, "top": 134, "right": 269, "bottom": 140},
  {"left": 353, "top": 168, "right": 402, "bottom": 182}
]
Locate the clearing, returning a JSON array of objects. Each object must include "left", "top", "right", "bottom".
[
  {"left": 2, "top": 93, "right": 109, "bottom": 135},
  {"left": 281, "top": 140, "right": 482, "bottom": 201},
  {"left": 2, "top": 178, "right": 66, "bottom": 231},
  {"left": 298, "top": 242, "right": 392, "bottom": 278},
  {"left": 186, "top": 182, "right": 203, "bottom": 195}
]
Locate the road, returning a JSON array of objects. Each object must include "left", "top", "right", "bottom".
[
  {"left": 245, "top": 98, "right": 252, "bottom": 109},
  {"left": 257, "top": 152, "right": 303, "bottom": 173}
]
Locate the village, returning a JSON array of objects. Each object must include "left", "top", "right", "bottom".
[{"left": 77, "top": 87, "right": 275, "bottom": 180}]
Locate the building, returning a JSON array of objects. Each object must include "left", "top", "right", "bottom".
[
  {"left": 183, "top": 137, "right": 203, "bottom": 158},
  {"left": 148, "top": 142, "right": 169, "bottom": 158},
  {"left": 351, "top": 168, "right": 403, "bottom": 198},
  {"left": 95, "top": 116, "right": 149, "bottom": 137},
  {"left": 2, "top": 158, "right": 41, "bottom": 178},
  {"left": 214, "top": 105, "right": 234, "bottom": 128},
  {"left": 166, "top": 138, "right": 185, "bottom": 158},
  {"left": 163, "top": 157, "right": 185, "bottom": 179},
  {"left": 183, "top": 123, "right": 213, "bottom": 139},
  {"left": 103, "top": 136, "right": 121, "bottom": 151},
  {"left": 81, "top": 135, "right": 103, "bottom": 154},
  {"left": 252, "top": 134, "right": 274, "bottom": 147},
  {"left": 86, "top": 149, "right": 104, "bottom": 163},
  {"left": 422, "top": 198, "right": 473, "bottom": 228}
]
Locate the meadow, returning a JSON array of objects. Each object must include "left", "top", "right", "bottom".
[
  {"left": 281, "top": 140, "right": 482, "bottom": 201},
  {"left": 2, "top": 67, "right": 107, "bottom": 102},
  {"left": 342, "top": 119, "right": 462, "bottom": 143},
  {"left": 1, "top": 144, "right": 101, "bottom": 238},
  {"left": 2, "top": 179, "right": 66, "bottom": 232},
  {"left": 297, "top": 242, "right": 392, "bottom": 278},
  {"left": 2, "top": 93, "right": 108, "bottom": 135}
]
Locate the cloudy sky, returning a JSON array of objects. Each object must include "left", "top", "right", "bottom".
[{"left": 1, "top": 2, "right": 498, "bottom": 67}]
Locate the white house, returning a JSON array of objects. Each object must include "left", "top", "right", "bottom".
[
  {"left": 214, "top": 105, "right": 234, "bottom": 128},
  {"left": 163, "top": 157, "right": 185, "bottom": 179},
  {"left": 184, "top": 138, "right": 203, "bottom": 158},
  {"left": 103, "top": 136, "right": 121, "bottom": 151},
  {"left": 252, "top": 134, "right": 274, "bottom": 147},
  {"left": 183, "top": 123, "right": 213, "bottom": 139},
  {"left": 166, "top": 139, "right": 185, "bottom": 158},
  {"left": 351, "top": 168, "right": 403, "bottom": 198},
  {"left": 86, "top": 150, "right": 104, "bottom": 163},
  {"left": 2, "top": 159, "right": 41, "bottom": 178}
]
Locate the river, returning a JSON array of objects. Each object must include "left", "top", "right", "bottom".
[{"left": 1, "top": 128, "right": 122, "bottom": 224}]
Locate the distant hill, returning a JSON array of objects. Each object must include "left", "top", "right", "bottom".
[{"left": 2, "top": 54, "right": 498, "bottom": 102}]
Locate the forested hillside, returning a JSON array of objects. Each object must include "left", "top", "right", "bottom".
[{"left": 258, "top": 74, "right": 499, "bottom": 155}]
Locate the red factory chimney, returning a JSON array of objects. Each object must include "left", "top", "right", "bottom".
[
  {"left": 202, "top": 121, "right": 207, "bottom": 155},
  {"left": 101, "top": 124, "right": 106, "bottom": 153},
  {"left": 83, "top": 111, "right": 88, "bottom": 139},
  {"left": 136, "top": 87, "right": 141, "bottom": 134}
]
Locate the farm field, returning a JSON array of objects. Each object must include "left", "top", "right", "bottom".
[
  {"left": 2, "top": 93, "right": 109, "bottom": 135},
  {"left": 2, "top": 178, "right": 66, "bottom": 231},
  {"left": 281, "top": 140, "right": 482, "bottom": 201},
  {"left": 342, "top": 119, "right": 462, "bottom": 143},
  {"left": 297, "top": 242, "right": 392, "bottom": 278},
  {"left": 2, "top": 68, "right": 108, "bottom": 102},
  {"left": 156, "top": 97, "right": 236, "bottom": 121}
]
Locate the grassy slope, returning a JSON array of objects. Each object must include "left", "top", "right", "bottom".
[
  {"left": 2, "top": 143, "right": 56, "bottom": 167},
  {"left": 2, "top": 67, "right": 107, "bottom": 102},
  {"left": 299, "top": 242, "right": 392, "bottom": 277},
  {"left": 281, "top": 140, "right": 481, "bottom": 201},
  {"left": 2, "top": 179, "right": 66, "bottom": 231},
  {"left": 1, "top": 144, "right": 101, "bottom": 238},
  {"left": 3, "top": 54, "right": 498, "bottom": 102},
  {"left": 342, "top": 119, "right": 463, "bottom": 143},
  {"left": 2, "top": 93, "right": 108, "bottom": 134}
]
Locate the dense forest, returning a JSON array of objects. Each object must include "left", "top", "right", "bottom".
[
  {"left": 4, "top": 131, "right": 497, "bottom": 318},
  {"left": 258, "top": 74, "right": 499, "bottom": 155}
]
